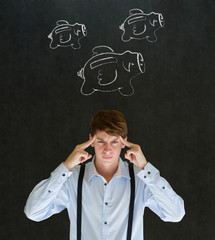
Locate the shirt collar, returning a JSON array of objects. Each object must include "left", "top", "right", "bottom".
[{"left": 85, "top": 156, "right": 130, "bottom": 182}]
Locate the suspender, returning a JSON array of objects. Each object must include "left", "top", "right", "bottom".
[
  {"left": 77, "top": 162, "right": 135, "bottom": 240},
  {"left": 77, "top": 163, "right": 86, "bottom": 240},
  {"left": 127, "top": 163, "right": 135, "bottom": 240}
]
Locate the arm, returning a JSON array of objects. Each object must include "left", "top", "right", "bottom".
[
  {"left": 24, "top": 163, "right": 72, "bottom": 222},
  {"left": 137, "top": 163, "right": 185, "bottom": 222},
  {"left": 120, "top": 137, "right": 185, "bottom": 222},
  {"left": 24, "top": 136, "right": 95, "bottom": 221}
]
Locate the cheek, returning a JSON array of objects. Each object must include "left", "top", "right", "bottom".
[{"left": 94, "top": 144, "right": 104, "bottom": 152}]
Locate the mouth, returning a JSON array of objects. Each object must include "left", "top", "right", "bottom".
[{"left": 103, "top": 156, "right": 113, "bottom": 160}]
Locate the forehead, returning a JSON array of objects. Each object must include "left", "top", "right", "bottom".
[{"left": 95, "top": 131, "right": 119, "bottom": 140}]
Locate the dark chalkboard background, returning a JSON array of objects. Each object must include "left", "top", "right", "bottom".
[{"left": 1, "top": 0, "right": 214, "bottom": 239}]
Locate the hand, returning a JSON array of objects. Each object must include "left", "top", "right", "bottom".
[
  {"left": 120, "top": 137, "right": 148, "bottom": 169},
  {"left": 64, "top": 136, "right": 96, "bottom": 170}
]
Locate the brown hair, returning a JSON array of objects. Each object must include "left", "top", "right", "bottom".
[{"left": 90, "top": 110, "right": 127, "bottom": 138}]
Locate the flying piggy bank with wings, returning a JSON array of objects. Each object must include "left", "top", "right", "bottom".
[
  {"left": 119, "top": 9, "right": 164, "bottom": 42},
  {"left": 48, "top": 20, "right": 87, "bottom": 49},
  {"left": 77, "top": 46, "right": 145, "bottom": 96}
]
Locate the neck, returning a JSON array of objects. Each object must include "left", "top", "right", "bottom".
[{"left": 94, "top": 158, "right": 119, "bottom": 183}]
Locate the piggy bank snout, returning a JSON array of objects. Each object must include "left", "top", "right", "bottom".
[
  {"left": 159, "top": 14, "right": 165, "bottom": 27},
  {"left": 137, "top": 53, "right": 145, "bottom": 73},
  {"left": 82, "top": 25, "right": 87, "bottom": 36}
]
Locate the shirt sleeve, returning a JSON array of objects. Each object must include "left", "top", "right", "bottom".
[
  {"left": 137, "top": 162, "right": 185, "bottom": 222},
  {"left": 24, "top": 163, "right": 74, "bottom": 222}
]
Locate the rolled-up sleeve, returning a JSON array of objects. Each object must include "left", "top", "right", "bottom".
[
  {"left": 137, "top": 162, "right": 185, "bottom": 222},
  {"left": 24, "top": 163, "right": 73, "bottom": 222}
]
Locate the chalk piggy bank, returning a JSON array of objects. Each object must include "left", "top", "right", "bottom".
[
  {"left": 48, "top": 20, "right": 87, "bottom": 49},
  {"left": 119, "top": 9, "right": 164, "bottom": 42},
  {"left": 77, "top": 46, "right": 145, "bottom": 96}
]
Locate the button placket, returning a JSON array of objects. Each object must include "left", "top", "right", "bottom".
[{"left": 102, "top": 181, "right": 110, "bottom": 238}]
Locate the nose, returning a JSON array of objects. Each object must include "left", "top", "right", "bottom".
[{"left": 104, "top": 144, "right": 112, "bottom": 154}]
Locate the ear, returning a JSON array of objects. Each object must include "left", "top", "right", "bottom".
[
  {"left": 121, "top": 136, "right": 127, "bottom": 149},
  {"left": 89, "top": 133, "right": 94, "bottom": 147},
  {"left": 122, "top": 60, "right": 131, "bottom": 72}
]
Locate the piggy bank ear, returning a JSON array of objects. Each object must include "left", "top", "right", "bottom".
[{"left": 56, "top": 20, "right": 69, "bottom": 26}]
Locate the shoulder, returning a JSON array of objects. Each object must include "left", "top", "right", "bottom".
[
  {"left": 121, "top": 159, "right": 142, "bottom": 178},
  {"left": 69, "top": 160, "right": 93, "bottom": 178},
  {"left": 122, "top": 159, "right": 142, "bottom": 174}
]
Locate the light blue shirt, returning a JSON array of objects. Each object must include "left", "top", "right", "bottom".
[{"left": 24, "top": 158, "right": 185, "bottom": 240}]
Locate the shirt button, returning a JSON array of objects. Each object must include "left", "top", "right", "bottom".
[
  {"left": 62, "top": 173, "right": 66, "bottom": 177},
  {"left": 105, "top": 202, "right": 108, "bottom": 205},
  {"left": 148, "top": 171, "right": 151, "bottom": 174},
  {"left": 104, "top": 222, "right": 107, "bottom": 225},
  {"left": 162, "top": 186, "right": 165, "bottom": 189},
  {"left": 104, "top": 183, "right": 107, "bottom": 186},
  {"left": 144, "top": 175, "right": 146, "bottom": 178}
]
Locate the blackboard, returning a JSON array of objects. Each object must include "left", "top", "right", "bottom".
[{"left": 1, "top": 0, "right": 214, "bottom": 239}]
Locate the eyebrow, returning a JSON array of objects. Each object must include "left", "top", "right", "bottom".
[
  {"left": 113, "top": 137, "right": 120, "bottom": 141},
  {"left": 96, "top": 137, "right": 119, "bottom": 141}
]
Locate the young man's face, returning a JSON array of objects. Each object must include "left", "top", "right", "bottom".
[{"left": 90, "top": 131, "right": 126, "bottom": 167}]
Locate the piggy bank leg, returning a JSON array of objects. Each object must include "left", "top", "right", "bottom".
[
  {"left": 121, "top": 32, "right": 131, "bottom": 42},
  {"left": 72, "top": 41, "right": 81, "bottom": 49},
  {"left": 49, "top": 40, "right": 58, "bottom": 49},
  {"left": 80, "top": 81, "right": 95, "bottom": 96},
  {"left": 119, "top": 82, "right": 134, "bottom": 96},
  {"left": 147, "top": 33, "right": 157, "bottom": 42}
]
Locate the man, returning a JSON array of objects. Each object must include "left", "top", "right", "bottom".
[{"left": 24, "top": 110, "right": 185, "bottom": 240}]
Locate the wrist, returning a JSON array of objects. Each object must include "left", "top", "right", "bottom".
[
  {"left": 140, "top": 160, "right": 148, "bottom": 169},
  {"left": 63, "top": 161, "right": 75, "bottom": 171}
]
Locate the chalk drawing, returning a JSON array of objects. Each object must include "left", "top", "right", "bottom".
[
  {"left": 119, "top": 9, "right": 165, "bottom": 42},
  {"left": 77, "top": 46, "right": 145, "bottom": 96},
  {"left": 48, "top": 20, "right": 87, "bottom": 49}
]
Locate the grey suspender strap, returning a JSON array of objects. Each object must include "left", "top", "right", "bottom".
[
  {"left": 77, "top": 163, "right": 85, "bottom": 240},
  {"left": 77, "top": 162, "right": 135, "bottom": 240}
]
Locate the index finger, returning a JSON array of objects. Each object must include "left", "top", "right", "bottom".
[
  {"left": 120, "top": 136, "right": 134, "bottom": 148},
  {"left": 79, "top": 135, "right": 96, "bottom": 150}
]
